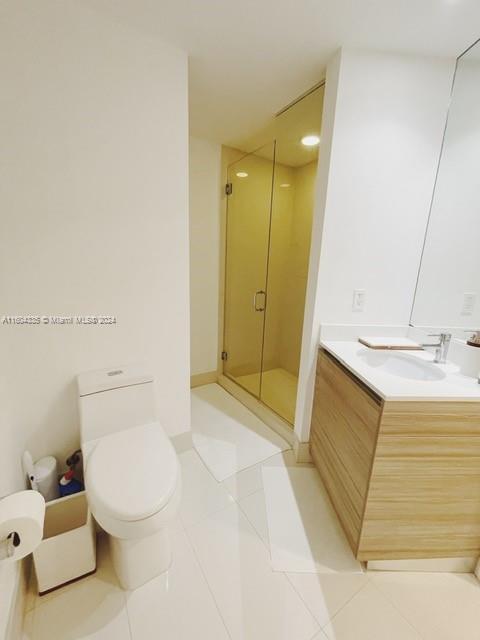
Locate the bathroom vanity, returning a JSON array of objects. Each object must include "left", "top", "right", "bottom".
[
  {"left": 310, "top": 342, "right": 480, "bottom": 561},
  {"left": 309, "top": 38, "right": 480, "bottom": 565}
]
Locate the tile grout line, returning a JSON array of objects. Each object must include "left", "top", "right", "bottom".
[
  {"left": 222, "top": 470, "right": 266, "bottom": 503},
  {"left": 223, "top": 453, "right": 315, "bottom": 505},
  {"left": 284, "top": 571, "right": 370, "bottom": 634},
  {"left": 279, "top": 572, "right": 322, "bottom": 639},
  {"left": 180, "top": 494, "right": 236, "bottom": 531},
  {"left": 235, "top": 489, "right": 271, "bottom": 552},
  {"left": 220, "top": 448, "right": 294, "bottom": 487},
  {"left": 191, "top": 387, "right": 291, "bottom": 481},
  {"left": 192, "top": 442, "right": 291, "bottom": 488},
  {"left": 317, "top": 578, "right": 373, "bottom": 633},
  {"left": 234, "top": 492, "right": 327, "bottom": 637},
  {"left": 183, "top": 499, "right": 324, "bottom": 640},
  {"left": 307, "top": 625, "right": 328, "bottom": 640},
  {"left": 121, "top": 588, "right": 135, "bottom": 640},
  {"left": 358, "top": 578, "right": 427, "bottom": 639},
  {"left": 186, "top": 445, "right": 227, "bottom": 484},
  {"left": 182, "top": 497, "right": 268, "bottom": 552},
  {"left": 181, "top": 519, "right": 234, "bottom": 640}
]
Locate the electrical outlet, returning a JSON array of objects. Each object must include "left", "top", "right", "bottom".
[
  {"left": 461, "top": 292, "right": 476, "bottom": 316},
  {"left": 352, "top": 289, "right": 366, "bottom": 312}
]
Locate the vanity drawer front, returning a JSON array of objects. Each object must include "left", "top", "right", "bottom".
[
  {"left": 381, "top": 401, "right": 480, "bottom": 437},
  {"left": 310, "top": 350, "right": 382, "bottom": 553}
]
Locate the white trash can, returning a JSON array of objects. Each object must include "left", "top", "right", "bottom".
[{"left": 33, "top": 491, "right": 96, "bottom": 594}]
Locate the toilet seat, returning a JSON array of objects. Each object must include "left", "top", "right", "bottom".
[{"left": 85, "top": 422, "right": 180, "bottom": 528}]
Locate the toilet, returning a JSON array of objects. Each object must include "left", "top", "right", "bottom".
[{"left": 76, "top": 364, "right": 181, "bottom": 590}]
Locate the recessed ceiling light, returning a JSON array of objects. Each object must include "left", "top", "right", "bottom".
[
  {"left": 280, "top": 183, "right": 291, "bottom": 188},
  {"left": 301, "top": 135, "right": 320, "bottom": 147},
  {"left": 236, "top": 171, "right": 248, "bottom": 178}
]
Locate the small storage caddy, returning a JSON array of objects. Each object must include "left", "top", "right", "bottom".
[{"left": 33, "top": 491, "right": 96, "bottom": 594}]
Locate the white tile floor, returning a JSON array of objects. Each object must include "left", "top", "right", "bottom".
[
  {"left": 262, "top": 466, "right": 363, "bottom": 573},
  {"left": 23, "top": 394, "right": 480, "bottom": 640},
  {"left": 191, "top": 383, "right": 289, "bottom": 481}
]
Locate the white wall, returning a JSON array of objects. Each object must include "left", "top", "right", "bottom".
[
  {"left": 0, "top": 0, "right": 190, "bottom": 481},
  {"left": 294, "top": 51, "right": 342, "bottom": 444},
  {"left": 0, "top": 2, "right": 190, "bottom": 623},
  {"left": 295, "top": 48, "right": 455, "bottom": 442},
  {"left": 189, "top": 137, "right": 221, "bottom": 376}
]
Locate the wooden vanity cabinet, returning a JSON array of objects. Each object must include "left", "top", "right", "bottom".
[{"left": 310, "top": 348, "right": 480, "bottom": 560}]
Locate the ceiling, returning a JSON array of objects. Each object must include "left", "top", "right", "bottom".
[{"left": 80, "top": 0, "right": 480, "bottom": 148}]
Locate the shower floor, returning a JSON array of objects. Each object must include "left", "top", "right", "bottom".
[{"left": 232, "top": 367, "right": 298, "bottom": 424}]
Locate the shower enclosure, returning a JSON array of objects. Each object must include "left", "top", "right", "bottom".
[{"left": 222, "top": 85, "right": 323, "bottom": 425}]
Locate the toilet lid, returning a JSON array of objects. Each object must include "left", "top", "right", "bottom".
[{"left": 86, "top": 422, "right": 179, "bottom": 522}]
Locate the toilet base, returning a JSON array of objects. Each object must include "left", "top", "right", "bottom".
[{"left": 109, "top": 527, "right": 172, "bottom": 590}]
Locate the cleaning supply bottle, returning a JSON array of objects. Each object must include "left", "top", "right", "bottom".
[{"left": 59, "top": 469, "right": 84, "bottom": 497}]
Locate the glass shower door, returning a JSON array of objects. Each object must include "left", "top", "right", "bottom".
[
  {"left": 223, "top": 143, "right": 275, "bottom": 397},
  {"left": 222, "top": 86, "right": 323, "bottom": 425}
]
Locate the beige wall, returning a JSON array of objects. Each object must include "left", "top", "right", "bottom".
[
  {"left": 278, "top": 161, "right": 317, "bottom": 375},
  {"left": 262, "top": 163, "right": 296, "bottom": 371},
  {"left": 189, "top": 137, "right": 222, "bottom": 376},
  {"left": 0, "top": 375, "right": 22, "bottom": 640},
  {"left": 0, "top": 1, "right": 190, "bottom": 481}
]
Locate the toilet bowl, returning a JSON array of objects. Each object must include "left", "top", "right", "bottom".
[{"left": 77, "top": 365, "right": 181, "bottom": 590}]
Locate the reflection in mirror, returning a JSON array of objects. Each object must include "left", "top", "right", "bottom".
[{"left": 411, "top": 39, "right": 480, "bottom": 333}]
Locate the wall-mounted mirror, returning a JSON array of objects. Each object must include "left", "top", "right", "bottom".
[{"left": 411, "top": 39, "right": 480, "bottom": 333}]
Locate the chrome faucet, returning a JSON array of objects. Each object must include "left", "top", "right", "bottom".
[{"left": 421, "top": 332, "right": 452, "bottom": 364}]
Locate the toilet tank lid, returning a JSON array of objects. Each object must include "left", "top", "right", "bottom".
[{"left": 77, "top": 364, "right": 154, "bottom": 397}]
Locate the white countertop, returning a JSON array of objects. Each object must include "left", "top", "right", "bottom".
[{"left": 320, "top": 340, "right": 480, "bottom": 402}]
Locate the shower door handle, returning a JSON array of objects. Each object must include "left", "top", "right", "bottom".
[{"left": 253, "top": 290, "right": 266, "bottom": 312}]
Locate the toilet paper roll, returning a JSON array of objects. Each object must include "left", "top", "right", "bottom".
[{"left": 0, "top": 490, "right": 45, "bottom": 563}]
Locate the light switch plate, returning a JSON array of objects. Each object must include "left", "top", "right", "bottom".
[
  {"left": 461, "top": 292, "right": 476, "bottom": 316},
  {"left": 352, "top": 289, "right": 366, "bottom": 312}
]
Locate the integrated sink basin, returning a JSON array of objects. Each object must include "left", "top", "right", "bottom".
[{"left": 357, "top": 349, "right": 446, "bottom": 382}]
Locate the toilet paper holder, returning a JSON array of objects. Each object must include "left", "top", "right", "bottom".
[
  {"left": 0, "top": 531, "right": 21, "bottom": 561},
  {"left": 0, "top": 490, "right": 46, "bottom": 564}
]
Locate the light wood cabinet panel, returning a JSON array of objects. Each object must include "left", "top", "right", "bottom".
[
  {"left": 310, "top": 348, "right": 480, "bottom": 561},
  {"left": 310, "top": 350, "right": 381, "bottom": 553},
  {"left": 359, "top": 405, "right": 480, "bottom": 560},
  {"left": 381, "top": 401, "right": 480, "bottom": 437},
  {"left": 374, "top": 434, "right": 480, "bottom": 458},
  {"left": 310, "top": 428, "right": 362, "bottom": 549},
  {"left": 359, "top": 455, "right": 480, "bottom": 559}
]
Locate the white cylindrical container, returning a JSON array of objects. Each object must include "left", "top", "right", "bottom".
[{"left": 34, "top": 457, "right": 59, "bottom": 502}]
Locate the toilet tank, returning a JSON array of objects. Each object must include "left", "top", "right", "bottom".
[{"left": 77, "top": 365, "right": 156, "bottom": 444}]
